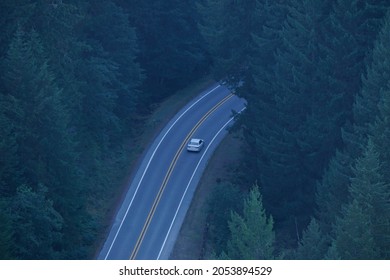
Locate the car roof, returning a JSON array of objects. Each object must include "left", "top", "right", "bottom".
[{"left": 190, "top": 138, "right": 202, "bottom": 142}]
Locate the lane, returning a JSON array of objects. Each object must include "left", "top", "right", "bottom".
[
  {"left": 137, "top": 97, "right": 246, "bottom": 260},
  {"left": 129, "top": 93, "right": 236, "bottom": 259},
  {"left": 98, "top": 83, "right": 226, "bottom": 259},
  {"left": 97, "top": 83, "right": 245, "bottom": 260}
]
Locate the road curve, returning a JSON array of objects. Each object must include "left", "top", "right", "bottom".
[{"left": 97, "top": 83, "right": 246, "bottom": 260}]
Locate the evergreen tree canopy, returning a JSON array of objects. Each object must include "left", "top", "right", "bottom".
[
  {"left": 225, "top": 185, "right": 275, "bottom": 260},
  {"left": 10, "top": 184, "right": 64, "bottom": 259},
  {"left": 295, "top": 218, "right": 328, "bottom": 260},
  {"left": 0, "top": 200, "right": 14, "bottom": 259},
  {"left": 332, "top": 199, "right": 379, "bottom": 259}
]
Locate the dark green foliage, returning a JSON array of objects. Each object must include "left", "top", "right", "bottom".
[
  {"left": 206, "top": 183, "right": 243, "bottom": 255},
  {"left": 364, "top": 18, "right": 390, "bottom": 185},
  {"left": 331, "top": 140, "right": 388, "bottom": 260},
  {"left": 199, "top": 0, "right": 390, "bottom": 260},
  {"left": 0, "top": 0, "right": 85, "bottom": 119},
  {"left": 332, "top": 199, "right": 379, "bottom": 259},
  {"left": 239, "top": 0, "right": 337, "bottom": 243},
  {"left": 0, "top": 0, "right": 209, "bottom": 260},
  {"left": 322, "top": 0, "right": 386, "bottom": 114},
  {"left": 372, "top": 89, "right": 390, "bottom": 185},
  {"left": 315, "top": 11, "right": 390, "bottom": 259},
  {"left": 10, "top": 184, "right": 64, "bottom": 259},
  {"left": 0, "top": 90, "right": 20, "bottom": 195},
  {"left": 1, "top": 27, "right": 78, "bottom": 196},
  {"left": 317, "top": 140, "right": 389, "bottom": 260},
  {"left": 295, "top": 218, "right": 328, "bottom": 260},
  {"left": 117, "top": 0, "right": 207, "bottom": 100},
  {"left": 0, "top": 26, "right": 91, "bottom": 259},
  {"left": 197, "top": 0, "right": 264, "bottom": 80},
  {"left": 353, "top": 17, "right": 390, "bottom": 139},
  {"left": 0, "top": 200, "right": 14, "bottom": 259},
  {"left": 1, "top": 0, "right": 389, "bottom": 261},
  {"left": 346, "top": 140, "right": 389, "bottom": 258},
  {"left": 315, "top": 150, "right": 353, "bottom": 234},
  {"left": 224, "top": 185, "right": 275, "bottom": 260},
  {"left": 80, "top": 1, "right": 144, "bottom": 142}
]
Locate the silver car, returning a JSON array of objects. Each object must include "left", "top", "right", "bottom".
[{"left": 187, "top": 138, "right": 204, "bottom": 152}]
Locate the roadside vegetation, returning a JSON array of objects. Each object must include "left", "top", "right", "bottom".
[
  {"left": 196, "top": 0, "right": 390, "bottom": 259},
  {"left": 0, "top": 0, "right": 209, "bottom": 259},
  {"left": 1, "top": 0, "right": 389, "bottom": 260}
]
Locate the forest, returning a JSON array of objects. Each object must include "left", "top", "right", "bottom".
[{"left": 0, "top": 0, "right": 389, "bottom": 260}]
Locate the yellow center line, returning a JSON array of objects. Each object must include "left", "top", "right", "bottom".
[{"left": 129, "top": 93, "right": 234, "bottom": 259}]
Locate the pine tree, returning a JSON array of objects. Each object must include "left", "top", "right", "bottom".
[
  {"left": 332, "top": 199, "right": 378, "bottom": 259},
  {"left": 2, "top": 27, "right": 78, "bottom": 192},
  {"left": 372, "top": 88, "right": 390, "bottom": 177},
  {"left": 0, "top": 200, "right": 14, "bottom": 259},
  {"left": 10, "top": 184, "right": 64, "bottom": 259},
  {"left": 0, "top": 0, "right": 85, "bottom": 119},
  {"left": 353, "top": 16, "right": 390, "bottom": 138},
  {"left": 225, "top": 185, "right": 275, "bottom": 259},
  {"left": 313, "top": 10, "right": 390, "bottom": 260},
  {"left": 294, "top": 218, "right": 328, "bottom": 259},
  {"left": 351, "top": 140, "right": 389, "bottom": 258},
  {"left": 197, "top": 0, "right": 263, "bottom": 80},
  {"left": 206, "top": 183, "right": 243, "bottom": 255},
  {"left": 236, "top": 0, "right": 288, "bottom": 189},
  {"left": 241, "top": 0, "right": 332, "bottom": 239},
  {"left": 331, "top": 139, "right": 389, "bottom": 259},
  {"left": 315, "top": 150, "right": 353, "bottom": 234},
  {"left": 1, "top": 27, "right": 88, "bottom": 258},
  {"left": 323, "top": 0, "right": 368, "bottom": 114},
  {"left": 83, "top": 0, "right": 144, "bottom": 134},
  {"left": 243, "top": 0, "right": 287, "bottom": 94},
  {"left": 121, "top": 0, "right": 207, "bottom": 96},
  {"left": 366, "top": 13, "right": 390, "bottom": 184},
  {"left": 0, "top": 89, "right": 21, "bottom": 195},
  {"left": 370, "top": 92, "right": 390, "bottom": 259}
]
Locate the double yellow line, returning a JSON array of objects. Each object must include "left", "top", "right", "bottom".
[{"left": 130, "top": 93, "right": 234, "bottom": 259}]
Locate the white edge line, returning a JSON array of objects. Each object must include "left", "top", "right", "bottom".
[
  {"left": 157, "top": 106, "right": 246, "bottom": 259},
  {"left": 103, "top": 84, "right": 221, "bottom": 259}
]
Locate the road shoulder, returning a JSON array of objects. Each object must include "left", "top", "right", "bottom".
[{"left": 170, "top": 130, "right": 244, "bottom": 259}]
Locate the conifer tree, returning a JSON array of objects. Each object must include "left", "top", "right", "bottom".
[
  {"left": 10, "top": 184, "right": 64, "bottom": 259},
  {"left": 372, "top": 88, "right": 390, "bottom": 179},
  {"left": 0, "top": 0, "right": 85, "bottom": 120},
  {"left": 331, "top": 139, "right": 389, "bottom": 259},
  {"left": 332, "top": 199, "right": 379, "bottom": 259},
  {"left": 371, "top": 93, "right": 390, "bottom": 259},
  {"left": 1, "top": 27, "right": 88, "bottom": 258},
  {"left": 197, "top": 0, "right": 263, "bottom": 80},
  {"left": 2, "top": 27, "right": 78, "bottom": 193},
  {"left": 323, "top": 0, "right": 369, "bottom": 113},
  {"left": 244, "top": 0, "right": 287, "bottom": 91},
  {"left": 241, "top": 0, "right": 331, "bottom": 237},
  {"left": 225, "top": 185, "right": 275, "bottom": 259},
  {"left": 0, "top": 200, "right": 14, "bottom": 259},
  {"left": 83, "top": 0, "right": 144, "bottom": 134},
  {"left": 366, "top": 14, "right": 390, "bottom": 184},
  {"left": 315, "top": 10, "right": 390, "bottom": 259},
  {"left": 207, "top": 183, "right": 243, "bottom": 255},
  {"left": 0, "top": 90, "right": 20, "bottom": 195},
  {"left": 353, "top": 14, "right": 390, "bottom": 138},
  {"left": 315, "top": 150, "right": 353, "bottom": 234},
  {"left": 294, "top": 218, "right": 328, "bottom": 259},
  {"left": 120, "top": 0, "right": 206, "bottom": 96}
]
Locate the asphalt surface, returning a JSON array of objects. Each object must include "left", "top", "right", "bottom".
[{"left": 97, "top": 83, "right": 246, "bottom": 260}]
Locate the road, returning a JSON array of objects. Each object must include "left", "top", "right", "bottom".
[{"left": 97, "top": 83, "right": 246, "bottom": 260}]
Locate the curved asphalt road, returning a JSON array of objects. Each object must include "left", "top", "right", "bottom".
[{"left": 97, "top": 83, "right": 246, "bottom": 260}]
